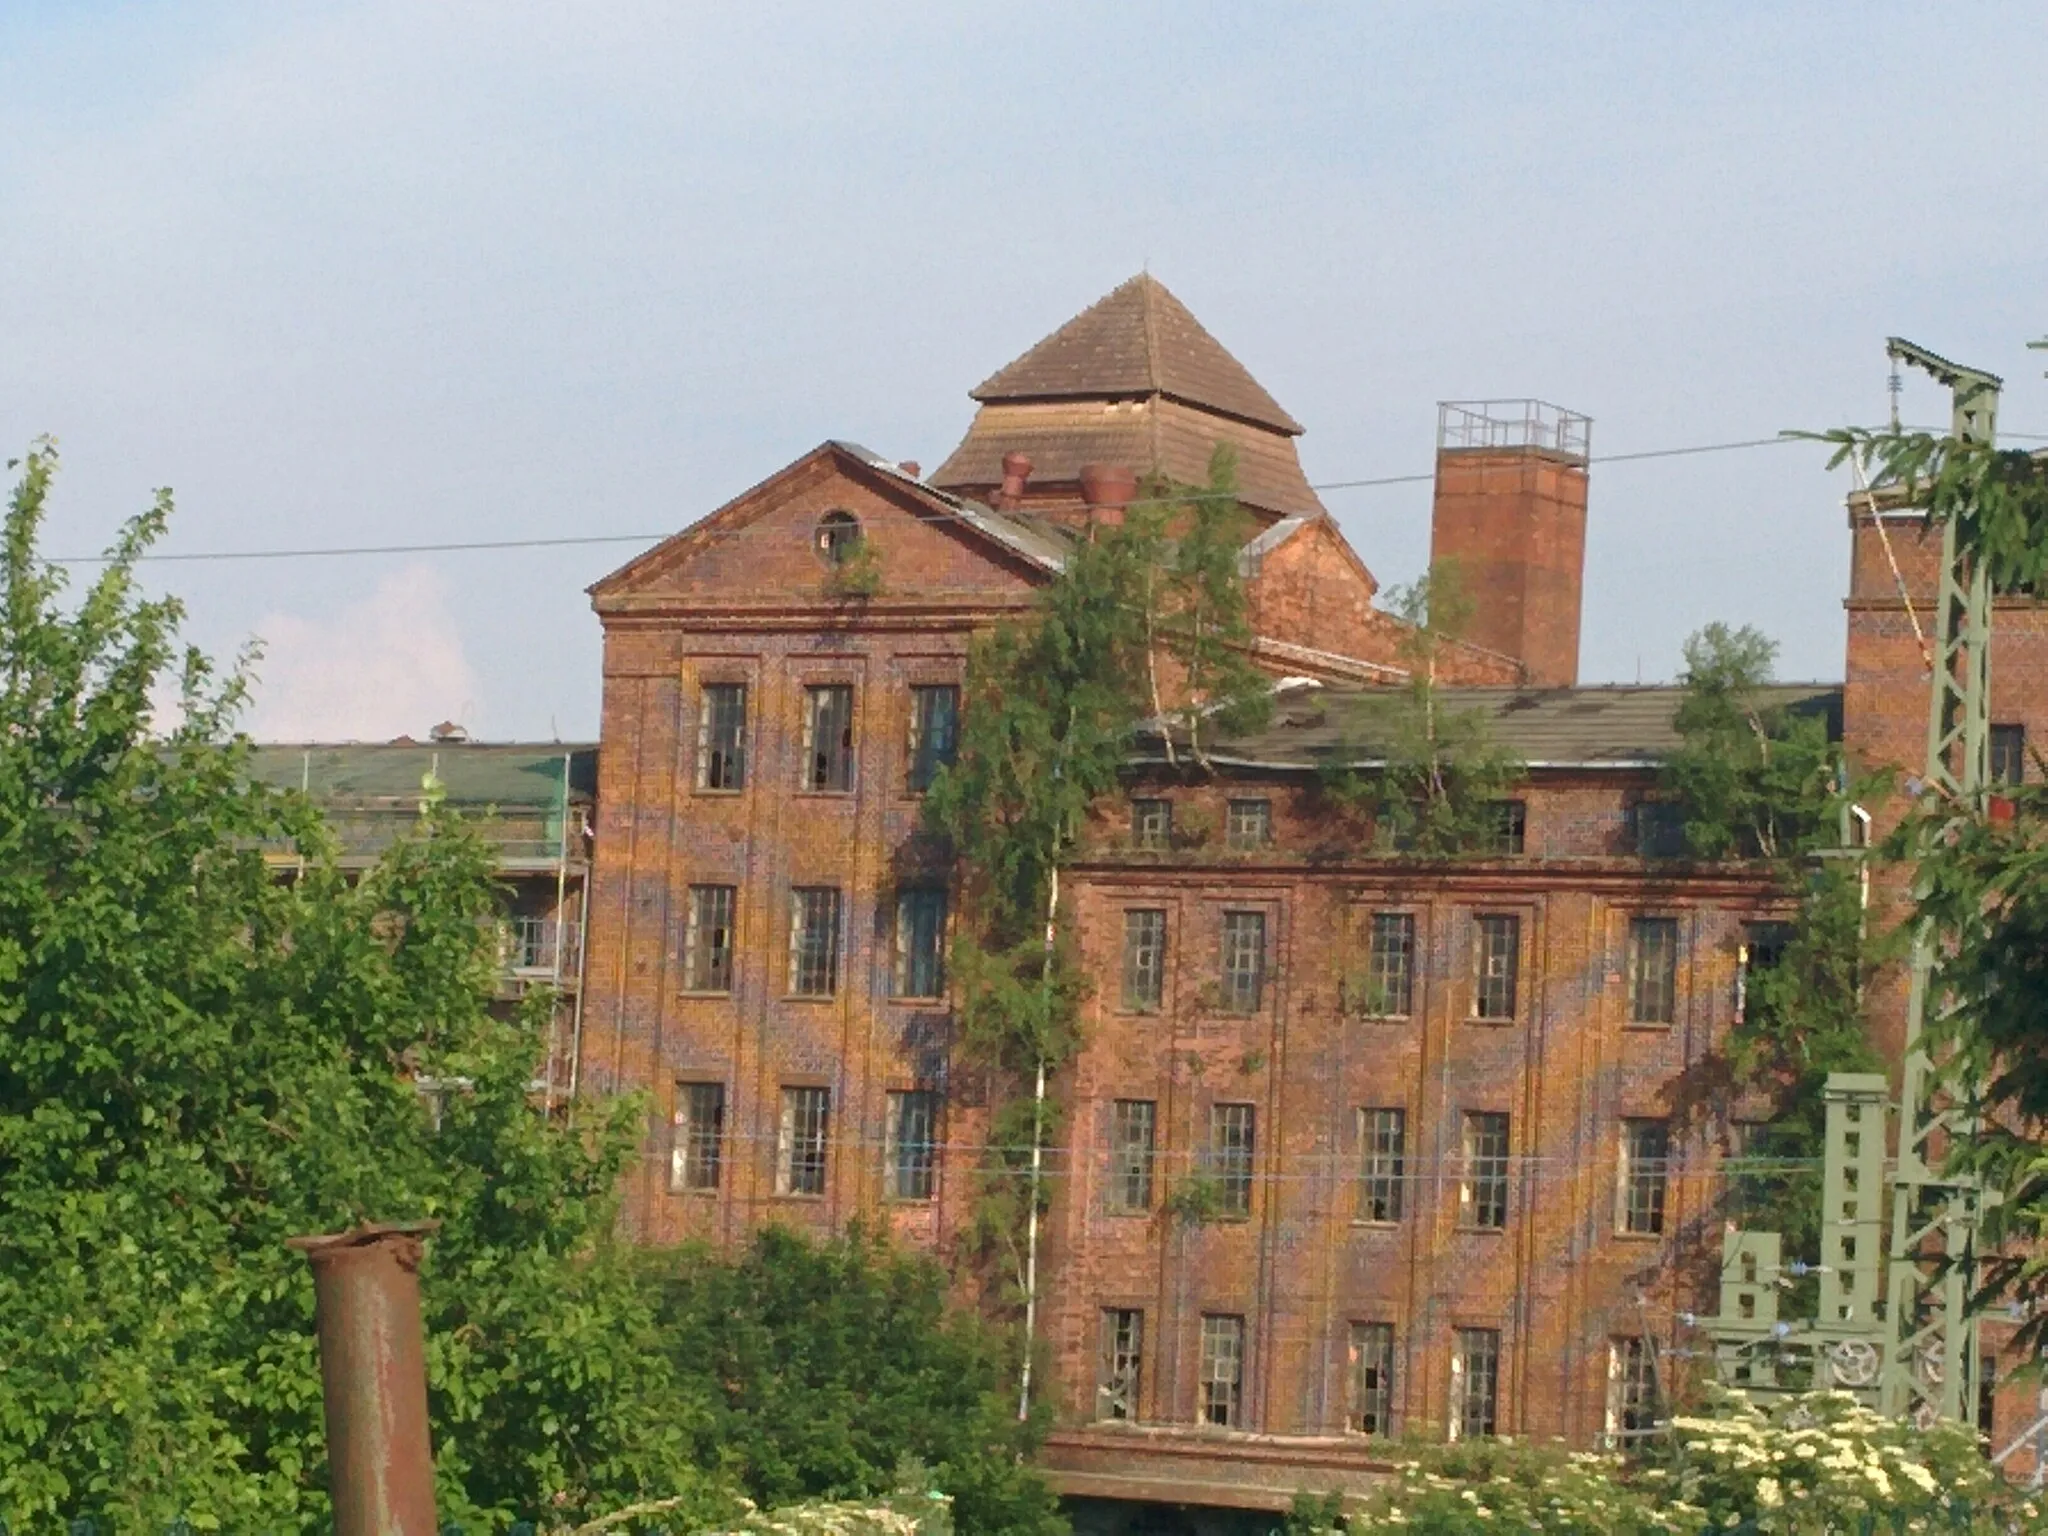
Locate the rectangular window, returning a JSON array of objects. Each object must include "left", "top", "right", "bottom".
[
  {"left": 1108, "top": 1099, "right": 1157, "bottom": 1213},
  {"left": 1098, "top": 1308, "right": 1144, "bottom": 1421},
  {"left": 906, "top": 684, "right": 960, "bottom": 792},
  {"left": 1619, "top": 1118, "right": 1671, "bottom": 1235},
  {"left": 683, "top": 884, "right": 737, "bottom": 993},
  {"left": 669, "top": 1081, "right": 725, "bottom": 1192},
  {"left": 788, "top": 887, "right": 842, "bottom": 997},
  {"left": 885, "top": 1089, "right": 939, "bottom": 1201},
  {"left": 776, "top": 1085, "right": 830, "bottom": 1196},
  {"left": 1472, "top": 914, "right": 1519, "bottom": 1021},
  {"left": 1199, "top": 1314, "right": 1245, "bottom": 1428},
  {"left": 801, "top": 684, "right": 855, "bottom": 792},
  {"left": 1347, "top": 1322, "right": 1396, "bottom": 1437},
  {"left": 1121, "top": 909, "right": 1167, "bottom": 1012},
  {"left": 1225, "top": 798, "right": 1272, "bottom": 850},
  {"left": 1220, "top": 911, "right": 1267, "bottom": 1014},
  {"left": 1208, "top": 1103, "right": 1255, "bottom": 1217},
  {"left": 1735, "top": 920, "right": 1795, "bottom": 1024},
  {"left": 1131, "top": 797, "right": 1172, "bottom": 851},
  {"left": 697, "top": 682, "right": 748, "bottom": 791},
  {"left": 1626, "top": 916, "right": 1679, "bottom": 1025},
  {"left": 1991, "top": 723, "right": 2026, "bottom": 786},
  {"left": 893, "top": 887, "right": 947, "bottom": 998},
  {"left": 1487, "top": 799, "right": 1527, "bottom": 855},
  {"left": 1451, "top": 1328, "right": 1501, "bottom": 1439},
  {"left": 1606, "top": 1336, "right": 1660, "bottom": 1444},
  {"left": 1630, "top": 800, "right": 1685, "bottom": 858},
  {"left": 1461, "top": 1111, "right": 1511, "bottom": 1229},
  {"left": 1363, "top": 911, "right": 1415, "bottom": 1017},
  {"left": 1358, "top": 1107, "right": 1406, "bottom": 1223}
]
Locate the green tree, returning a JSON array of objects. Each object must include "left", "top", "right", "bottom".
[
  {"left": 1321, "top": 562, "right": 1523, "bottom": 857},
  {"left": 652, "top": 1226, "right": 1064, "bottom": 1536},
  {"left": 1135, "top": 446, "right": 1273, "bottom": 767},
  {"left": 1659, "top": 622, "right": 1881, "bottom": 1257},
  {"left": 925, "top": 451, "right": 1272, "bottom": 1303},
  {"left": 0, "top": 444, "right": 725, "bottom": 1531},
  {"left": 1662, "top": 623, "right": 1841, "bottom": 861}
]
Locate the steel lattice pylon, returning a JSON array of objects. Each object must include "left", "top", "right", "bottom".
[
  {"left": 1881, "top": 337, "right": 2001, "bottom": 1427},
  {"left": 1705, "top": 339, "right": 2001, "bottom": 1428}
]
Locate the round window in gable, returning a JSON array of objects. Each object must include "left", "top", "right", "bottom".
[{"left": 815, "top": 510, "right": 863, "bottom": 566}]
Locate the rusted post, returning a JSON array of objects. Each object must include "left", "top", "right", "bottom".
[{"left": 286, "top": 1221, "right": 442, "bottom": 1536}]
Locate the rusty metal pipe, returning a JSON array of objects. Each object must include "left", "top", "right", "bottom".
[{"left": 286, "top": 1221, "right": 442, "bottom": 1536}]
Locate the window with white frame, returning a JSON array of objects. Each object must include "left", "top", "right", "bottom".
[
  {"left": 1108, "top": 1099, "right": 1156, "bottom": 1213},
  {"left": 788, "top": 887, "right": 842, "bottom": 997},
  {"left": 1450, "top": 1328, "right": 1501, "bottom": 1439},
  {"left": 669, "top": 1081, "right": 725, "bottom": 1192},
  {"left": 1220, "top": 911, "right": 1267, "bottom": 1014},
  {"left": 1606, "top": 1336, "right": 1660, "bottom": 1444},
  {"left": 776, "top": 1085, "right": 830, "bottom": 1196},
  {"left": 1098, "top": 1308, "right": 1144, "bottom": 1421},
  {"left": 697, "top": 682, "right": 748, "bottom": 791},
  {"left": 1472, "top": 914, "right": 1519, "bottom": 1020},
  {"left": 1461, "top": 1111, "right": 1511, "bottom": 1229},
  {"left": 1347, "top": 1322, "right": 1396, "bottom": 1437},
  {"left": 1626, "top": 916, "right": 1679, "bottom": 1024},
  {"left": 683, "top": 884, "right": 737, "bottom": 993},
  {"left": 893, "top": 887, "right": 947, "bottom": 998},
  {"left": 1208, "top": 1103, "right": 1255, "bottom": 1217},
  {"left": 1225, "top": 798, "right": 1272, "bottom": 849},
  {"left": 1199, "top": 1314, "right": 1245, "bottom": 1427},
  {"left": 1358, "top": 1107, "right": 1406, "bottom": 1223},
  {"left": 1122, "top": 909, "right": 1167, "bottom": 1011},
  {"left": 1618, "top": 1118, "right": 1671, "bottom": 1235},
  {"left": 1363, "top": 911, "right": 1415, "bottom": 1017},
  {"left": 1131, "top": 797, "right": 1172, "bottom": 850},
  {"left": 885, "top": 1088, "right": 939, "bottom": 1201},
  {"left": 906, "top": 684, "right": 959, "bottom": 792},
  {"left": 801, "top": 684, "right": 855, "bottom": 792}
]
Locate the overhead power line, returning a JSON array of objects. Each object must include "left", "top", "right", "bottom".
[{"left": 44, "top": 428, "right": 2044, "bottom": 567}]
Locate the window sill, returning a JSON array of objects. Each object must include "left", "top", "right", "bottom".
[
  {"left": 785, "top": 993, "right": 839, "bottom": 1003},
  {"left": 692, "top": 787, "right": 745, "bottom": 798},
  {"left": 1621, "top": 1020, "right": 1675, "bottom": 1032},
  {"left": 770, "top": 1191, "right": 827, "bottom": 1201},
  {"left": 1613, "top": 1230, "right": 1666, "bottom": 1242},
  {"left": 1351, "top": 1219, "right": 1402, "bottom": 1230},
  {"left": 678, "top": 989, "right": 734, "bottom": 1000},
  {"left": 1465, "top": 1016, "right": 1518, "bottom": 1026},
  {"left": 1104, "top": 1206, "right": 1153, "bottom": 1219},
  {"left": 1455, "top": 1225, "right": 1508, "bottom": 1235},
  {"left": 887, "top": 994, "right": 947, "bottom": 1005},
  {"left": 794, "top": 788, "right": 856, "bottom": 799},
  {"left": 1354, "top": 1013, "right": 1412, "bottom": 1024},
  {"left": 668, "top": 1185, "right": 720, "bottom": 1198}
]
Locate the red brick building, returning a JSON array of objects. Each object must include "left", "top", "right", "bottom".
[{"left": 575, "top": 278, "right": 2042, "bottom": 1524}]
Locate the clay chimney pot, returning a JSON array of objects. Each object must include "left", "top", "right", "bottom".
[
  {"left": 1078, "top": 463, "right": 1138, "bottom": 526},
  {"left": 995, "top": 451, "right": 1034, "bottom": 509}
]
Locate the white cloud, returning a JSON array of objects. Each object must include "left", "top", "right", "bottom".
[{"left": 247, "top": 564, "right": 481, "bottom": 742}]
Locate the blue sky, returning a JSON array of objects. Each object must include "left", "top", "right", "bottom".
[{"left": 3, "top": 2, "right": 2045, "bottom": 740}]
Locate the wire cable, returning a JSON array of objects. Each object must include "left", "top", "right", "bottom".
[{"left": 41, "top": 430, "right": 1899, "bottom": 567}]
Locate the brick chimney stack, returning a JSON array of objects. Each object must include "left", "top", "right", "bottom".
[{"left": 1427, "top": 400, "right": 1591, "bottom": 689}]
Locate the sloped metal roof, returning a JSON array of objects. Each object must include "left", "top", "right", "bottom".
[{"left": 1158, "top": 683, "right": 1844, "bottom": 770}]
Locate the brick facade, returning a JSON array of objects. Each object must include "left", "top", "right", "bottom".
[{"left": 576, "top": 289, "right": 2048, "bottom": 1512}]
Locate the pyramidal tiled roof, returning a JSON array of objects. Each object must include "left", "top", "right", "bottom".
[{"left": 970, "top": 275, "right": 1303, "bottom": 436}]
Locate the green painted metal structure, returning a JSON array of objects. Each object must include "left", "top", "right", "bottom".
[{"left": 1707, "top": 340, "right": 2002, "bottom": 1427}]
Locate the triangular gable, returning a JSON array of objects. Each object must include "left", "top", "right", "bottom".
[{"left": 589, "top": 442, "right": 1065, "bottom": 613}]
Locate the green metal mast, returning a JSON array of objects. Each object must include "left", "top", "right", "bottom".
[
  {"left": 1704, "top": 340, "right": 2001, "bottom": 1426},
  {"left": 1881, "top": 337, "right": 2002, "bottom": 1426}
]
